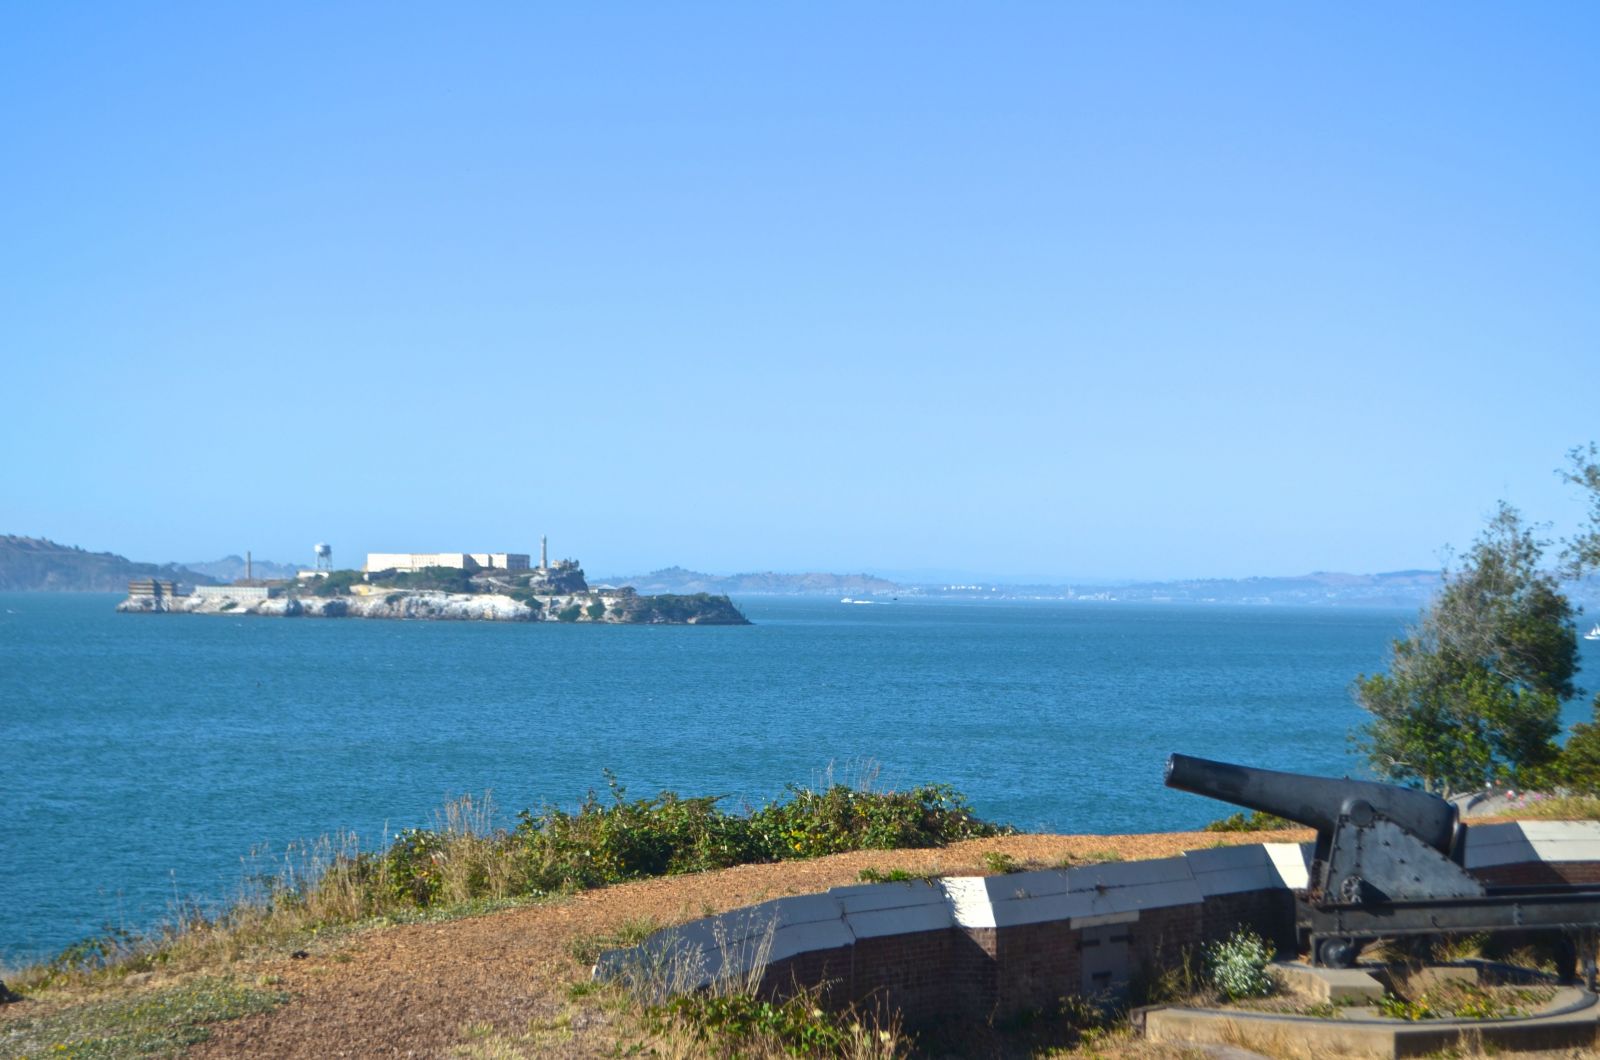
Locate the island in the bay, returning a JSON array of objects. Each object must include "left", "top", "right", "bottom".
[{"left": 116, "top": 538, "right": 748, "bottom": 625}]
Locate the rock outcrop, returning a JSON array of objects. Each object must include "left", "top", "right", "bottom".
[{"left": 116, "top": 587, "right": 749, "bottom": 625}]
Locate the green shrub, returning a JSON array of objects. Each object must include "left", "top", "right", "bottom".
[
  {"left": 586, "top": 600, "right": 606, "bottom": 619},
  {"left": 1206, "top": 927, "right": 1276, "bottom": 1000},
  {"left": 306, "top": 569, "right": 365, "bottom": 597},
  {"left": 748, "top": 783, "right": 1006, "bottom": 859},
  {"left": 385, "top": 828, "right": 447, "bottom": 906},
  {"left": 1204, "top": 811, "right": 1297, "bottom": 832},
  {"left": 612, "top": 592, "right": 748, "bottom": 624},
  {"left": 515, "top": 778, "right": 761, "bottom": 890},
  {"left": 507, "top": 588, "right": 544, "bottom": 609},
  {"left": 1377, "top": 992, "right": 1439, "bottom": 1020},
  {"left": 652, "top": 992, "right": 896, "bottom": 1058},
  {"left": 983, "top": 851, "right": 1020, "bottom": 874},
  {"left": 856, "top": 867, "right": 937, "bottom": 884},
  {"left": 368, "top": 565, "right": 475, "bottom": 593},
  {"left": 509, "top": 776, "right": 1007, "bottom": 892},
  {"left": 556, "top": 604, "right": 582, "bottom": 622}
]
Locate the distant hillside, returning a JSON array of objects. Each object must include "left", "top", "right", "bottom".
[
  {"left": 0, "top": 536, "right": 216, "bottom": 592},
  {"left": 600, "top": 566, "right": 902, "bottom": 596},
  {"left": 183, "top": 554, "right": 301, "bottom": 582},
  {"left": 596, "top": 565, "right": 1454, "bottom": 604},
  {"left": 1116, "top": 569, "right": 1446, "bottom": 607}
]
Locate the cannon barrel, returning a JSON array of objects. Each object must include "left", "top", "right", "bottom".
[{"left": 1165, "top": 753, "right": 1458, "bottom": 855}]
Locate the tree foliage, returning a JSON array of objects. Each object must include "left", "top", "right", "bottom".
[
  {"left": 1355, "top": 503, "right": 1577, "bottom": 796},
  {"left": 1551, "top": 444, "right": 1600, "bottom": 793},
  {"left": 1560, "top": 443, "right": 1600, "bottom": 579}
]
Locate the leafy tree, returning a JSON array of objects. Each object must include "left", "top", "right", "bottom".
[
  {"left": 1550, "top": 444, "right": 1600, "bottom": 792},
  {"left": 1560, "top": 443, "right": 1600, "bottom": 578},
  {"left": 1355, "top": 503, "right": 1578, "bottom": 796}
]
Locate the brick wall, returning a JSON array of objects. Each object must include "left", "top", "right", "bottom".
[
  {"left": 601, "top": 829, "right": 1600, "bottom": 1031},
  {"left": 1473, "top": 861, "right": 1600, "bottom": 887},
  {"left": 755, "top": 888, "right": 1300, "bottom": 1026}
]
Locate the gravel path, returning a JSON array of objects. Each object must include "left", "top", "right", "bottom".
[{"left": 175, "top": 830, "right": 1301, "bottom": 1059}]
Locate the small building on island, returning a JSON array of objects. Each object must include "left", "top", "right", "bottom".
[{"left": 363, "top": 552, "right": 530, "bottom": 574}]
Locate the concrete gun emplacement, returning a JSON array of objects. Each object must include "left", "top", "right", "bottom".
[{"left": 1166, "top": 752, "right": 1600, "bottom": 976}]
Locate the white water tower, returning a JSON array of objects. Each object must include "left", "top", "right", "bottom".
[{"left": 314, "top": 542, "right": 333, "bottom": 572}]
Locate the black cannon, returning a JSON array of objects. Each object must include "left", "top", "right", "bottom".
[{"left": 1167, "top": 752, "right": 1600, "bottom": 974}]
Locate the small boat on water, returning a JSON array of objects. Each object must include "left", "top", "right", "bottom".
[{"left": 1586, "top": 623, "right": 1600, "bottom": 641}]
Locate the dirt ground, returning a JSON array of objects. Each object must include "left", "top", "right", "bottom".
[{"left": 130, "top": 830, "right": 1300, "bottom": 1058}]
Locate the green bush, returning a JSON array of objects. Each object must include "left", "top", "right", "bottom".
[
  {"left": 1204, "top": 811, "right": 1297, "bottom": 833},
  {"left": 748, "top": 783, "right": 1003, "bottom": 858},
  {"left": 556, "top": 604, "right": 582, "bottom": 622},
  {"left": 652, "top": 999, "right": 876, "bottom": 1060},
  {"left": 586, "top": 600, "right": 606, "bottom": 619},
  {"left": 515, "top": 779, "right": 762, "bottom": 890},
  {"left": 507, "top": 776, "right": 1008, "bottom": 894},
  {"left": 385, "top": 828, "right": 447, "bottom": 906},
  {"left": 983, "top": 851, "right": 1020, "bottom": 874},
  {"left": 306, "top": 569, "right": 365, "bottom": 597},
  {"left": 506, "top": 588, "right": 544, "bottom": 609},
  {"left": 613, "top": 593, "right": 748, "bottom": 624},
  {"left": 368, "top": 566, "right": 475, "bottom": 593},
  {"left": 1206, "top": 927, "right": 1276, "bottom": 1000}
]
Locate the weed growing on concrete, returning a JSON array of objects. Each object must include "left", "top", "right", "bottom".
[
  {"left": 1376, "top": 991, "right": 1440, "bottom": 1020},
  {"left": 983, "top": 851, "right": 1021, "bottom": 874},
  {"left": 1054, "top": 849, "right": 1125, "bottom": 869},
  {"left": 855, "top": 867, "right": 939, "bottom": 884}
]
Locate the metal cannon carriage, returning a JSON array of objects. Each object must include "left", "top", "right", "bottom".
[{"left": 1166, "top": 752, "right": 1600, "bottom": 979}]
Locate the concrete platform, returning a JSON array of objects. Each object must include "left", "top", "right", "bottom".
[
  {"left": 1268, "top": 960, "right": 1386, "bottom": 1003},
  {"left": 1144, "top": 986, "right": 1599, "bottom": 1059}
]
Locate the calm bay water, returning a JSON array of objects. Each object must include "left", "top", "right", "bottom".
[{"left": 4, "top": 592, "right": 1594, "bottom": 964}]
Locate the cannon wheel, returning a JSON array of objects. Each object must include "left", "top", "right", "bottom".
[{"left": 1314, "top": 936, "right": 1361, "bottom": 968}]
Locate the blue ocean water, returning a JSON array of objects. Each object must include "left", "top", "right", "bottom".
[{"left": 3, "top": 593, "right": 1594, "bottom": 964}]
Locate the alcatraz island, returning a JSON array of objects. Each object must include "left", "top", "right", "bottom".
[{"left": 116, "top": 537, "right": 749, "bottom": 625}]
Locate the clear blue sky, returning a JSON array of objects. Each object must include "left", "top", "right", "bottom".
[{"left": 3, "top": 4, "right": 1596, "bottom": 581}]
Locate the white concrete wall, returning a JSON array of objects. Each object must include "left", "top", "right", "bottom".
[
  {"left": 467, "top": 553, "right": 530, "bottom": 571},
  {"left": 1465, "top": 820, "right": 1600, "bottom": 868},
  {"left": 192, "top": 585, "right": 274, "bottom": 601},
  {"left": 365, "top": 552, "right": 529, "bottom": 572}
]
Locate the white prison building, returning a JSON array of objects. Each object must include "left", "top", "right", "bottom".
[{"left": 363, "top": 552, "right": 530, "bottom": 574}]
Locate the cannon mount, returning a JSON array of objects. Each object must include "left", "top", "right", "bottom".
[{"left": 1166, "top": 752, "right": 1600, "bottom": 975}]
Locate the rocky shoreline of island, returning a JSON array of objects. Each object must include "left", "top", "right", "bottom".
[{"left": 117, "top": 585, "right": 748, "bottom": 624}]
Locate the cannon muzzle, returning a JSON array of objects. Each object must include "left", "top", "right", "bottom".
[{"left": 1165, "top": 752, "right": 1458, "bottom": 855}]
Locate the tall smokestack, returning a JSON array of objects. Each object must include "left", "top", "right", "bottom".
[
  {"left": 246, "top": 551, "right": 252, "bottom": 582},
  {"left": 541, "top": 535, "right": 548, "bottom": 570}
]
